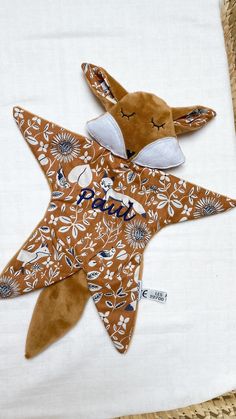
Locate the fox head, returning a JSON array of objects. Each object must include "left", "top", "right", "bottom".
[
  {"left": 82, "top": 63, "right": 216, "bottom": 169},
  {"left": 100, "top": 177, "right": 113, "bottom": 192}
]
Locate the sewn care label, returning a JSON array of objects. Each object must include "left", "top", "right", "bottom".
[{"left": 138, "top": 281, "right": 167, "bottom": 304}]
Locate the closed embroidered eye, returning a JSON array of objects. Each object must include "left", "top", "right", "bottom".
[
  {"left": 151, "top": 118, "right": 165, "bottom": 130},
  {"left": 120, "top": 108, "right": 136, "bottom": 119}
]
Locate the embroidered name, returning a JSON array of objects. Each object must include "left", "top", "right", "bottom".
[{"left": 77, "top": 188, "right": 136, "bottom": 221}]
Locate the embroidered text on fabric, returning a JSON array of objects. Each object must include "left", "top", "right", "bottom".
[{"left": 77, "top": 188, "right": 137, "bottom": 221}]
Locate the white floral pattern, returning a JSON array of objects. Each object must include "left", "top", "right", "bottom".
[
  {"left": 193, "top": 197, "right": 224, "bottom": 218},
  {"left": 125, "top": 220, "right": 152, "bottom": 249},
  {"left": 51, "top": 132, "right": 81, "bottom": 163},
  {"left": 1, "top": 107, "right": 235, "bottom": 353},
  {"left": 0, "top": 276, "right": 20, "bottom": 298}
]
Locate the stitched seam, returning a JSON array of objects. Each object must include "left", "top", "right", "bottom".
[
  {"left": 132, "top": 136, "right": 177, "bottom": 162},
  {"left": 134, "top": 157, "right": 185, "bottom": 170},
  {"left": 106, "top": 113, "right": 127, "bottom": 158}
]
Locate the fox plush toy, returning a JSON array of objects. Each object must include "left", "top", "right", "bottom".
[{"left": 1, "top": 63, "right": 235, "bottom": 357}]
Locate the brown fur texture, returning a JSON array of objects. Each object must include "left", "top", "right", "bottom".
[
  {"left": 110, "top": 93, "right": 176, "bottom": 155},
  {"left": 83, "top": 63, "right": 216, "bottom": 157},
  {"left": 25, "top": 270, "right": 89, "bottom": 358}
]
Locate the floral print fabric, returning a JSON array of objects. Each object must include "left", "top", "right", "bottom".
[{"left": 0, "top": 107, "right": 235, "bottom": 353}]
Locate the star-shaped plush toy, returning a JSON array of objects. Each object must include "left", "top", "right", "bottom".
[{"left": 1, "top": 63, "right": 235, "bottom": 357}]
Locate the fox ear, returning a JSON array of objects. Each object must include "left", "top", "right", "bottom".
[
  {"left": 81, "top": 63, "right": 128, "bottom": 111},
  {"left": 171, "top": 106, "right": 216, "bottom": 135}
]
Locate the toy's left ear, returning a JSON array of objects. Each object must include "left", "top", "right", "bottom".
[
  {"left": 81, "top": 63, "right": 128, "bottom": 111},
  {"left": 172, "top": 106, "right": 216, "bottom": 135}
]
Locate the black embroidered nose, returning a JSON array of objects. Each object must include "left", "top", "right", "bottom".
[{"left": 126, "top": 149, "right": 135, "bottom": 159}]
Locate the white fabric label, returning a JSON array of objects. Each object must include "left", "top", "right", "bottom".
[{"left": 138, "top": 281, "right": 167, "bottom": 303}]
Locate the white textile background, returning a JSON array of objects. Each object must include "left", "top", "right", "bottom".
[{"left": 0, "top": 1, "right": 236, "bottom": 418}]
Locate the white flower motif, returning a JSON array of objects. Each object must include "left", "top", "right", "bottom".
[
  {"left": 126, "top": 261, "right": 135, "bottom": 272},
  {"left": 181, "top": 204, "right": 192, "bottom": 216},
  {"left": 95, "top": 222, "right": 102, "bottom": 233},
  {"left": 125, "top": 220, "right": 151, "bottom": 249},
  {"left": 118, "top": 315, "right": 130, "bottom": 330},
  {"left": 148, "top": 168, "right": 157, "bottom": 177},
  {"left": 32, "top": 116, "right": 41, "bottom": 125},
  {"left": 49, "top": 214, "right": 58, "bottom": 225},
  {"left": 51, "top": 132, "right": 80, "bottom": 163},
  {"left": 104, "top": 270, "right": 114, "bottom": 280},
  {"left": 88, "top": 209, "right": 98, "bottom": 218},
  {"left": 38, "top": 141, "right": 49, "bottom": 153},
  {"left": 43, "top": 257, "right": 54, "bottom": 268},
  {"left": 14, "top": 108, "right": 24, "bottom": 119},
  {"left": 79, "top": 151, "right": 92, "bottom": 164},
  {"left": 99, "top": 311, "right": 110, "bottom": 324},
  {"left": 193, "top": 197, "right": 224, "bottom": 218},
  {"left": 160, "top": 174, "right": 170, "bottom": 182},
  {"left": 32, "top": 263, "right": 42, "bottom": 272},
  {"left": 0, "top": 276, "right": 20, "bottom": 298}
]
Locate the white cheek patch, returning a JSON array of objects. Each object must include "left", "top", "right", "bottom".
[
  {"left": 86, "top": 113, "right": 127, "bottom": 159},
  {"left": 131, "top": 137, "right": 185, "bottom": 169},
  {"left": 87, "top": 113, "right": 185, "bottom": 169}
]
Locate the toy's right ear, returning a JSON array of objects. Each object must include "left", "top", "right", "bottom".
[{"left": 81, "top": 63, "right": 128, "bottom": 111}]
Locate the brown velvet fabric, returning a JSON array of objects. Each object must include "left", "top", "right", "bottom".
[
  {"left": 83, "top": 63, "right": 216, "bottom": 157},
  {"left": 25, "top": 270, "right": 89, "bottom": 358},
  {"left": 110, "top": 92, "right": 176, "bottom": 156}
]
